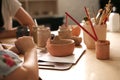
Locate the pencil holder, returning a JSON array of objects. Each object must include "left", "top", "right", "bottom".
[
  {"left": 95, "top": 40, "right": 110, "bottom": 60},
  {"left": 83, "top": 24, "right": 107, "bottom": 49}
]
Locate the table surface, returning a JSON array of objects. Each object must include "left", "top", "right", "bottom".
[
  {"left": 1, "top": 32, "right": 120, "bottom": 80},
  {"left": 39, "top": 32, "right": 120, "bottom": 80}
]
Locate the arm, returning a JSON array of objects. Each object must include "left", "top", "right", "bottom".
[
  {"left": 4, "top": 36, "right": 39, "bottom": 80},
  {"left": 0, "top": 28, "right": 17, "bottom": 39},
  {"left": 14, "top": 7, "right": 35, "bottom": 34},
  {"left": 5, "top": 48, "right": 38, "bottom": 80},
  {"left": 0, "top": 7, "right": 35, "bottom": 39}
]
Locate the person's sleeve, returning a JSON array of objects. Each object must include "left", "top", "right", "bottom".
[
  {"left": 0, "top": 50, "right": 22, "bottom": 77},
  {"left": 7, "top": 0, "right": 22, "bottom": 17}
]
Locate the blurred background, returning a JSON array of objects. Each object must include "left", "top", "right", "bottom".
[{"left": 14, "top": 0, "right": 110, "bottom": 30}]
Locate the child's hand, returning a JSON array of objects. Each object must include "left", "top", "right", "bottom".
[{"left": 15, "top": 36, "right": 36, "bottom": 53}]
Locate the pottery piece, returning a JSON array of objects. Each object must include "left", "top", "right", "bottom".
[
  {"left": 83, "top": 24, "right": 107, "bottom": 49},
  {"left": 70, "top": 36, "right": 82, "bottom": 46},
  {"left": 58, "top": 26, "right": 72, "bottom": 39},
  {"left": 95, "top": 40, "right": 110, "bottom": 60},
  {"left": 46, "top": 36, "right": 75, "bottom": 57},
  {"left": 71, "top": 25, "right": 81, "bottom": 36},
  {"left": 32, "top": 26, "right": 51, "bottom": 48},
  {"left": 58, "top": 25, "right": 82, "bottom": 46}
]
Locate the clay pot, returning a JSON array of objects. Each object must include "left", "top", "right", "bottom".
[
  {"left": 71, "top": 25, "right": 81, "bottom": 36},
  {"left": 95, "top": 40, "right": 110, "bottom": 60},
  {"left": 46, "top": 36, "right": 75, "bottom": 57},
  {"left": 58, "top": 26, "right": 72, "bottom": 39}
]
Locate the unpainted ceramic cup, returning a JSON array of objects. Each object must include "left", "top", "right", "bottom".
[
  {"left": 95, "top": 40, "right": 110, "bottom": 60},
  {"left": 32, "top": 26, "right": 51, "bottom": 48},
  {"left": 38, "top": 27, "right": 51, "bottom": 48}
]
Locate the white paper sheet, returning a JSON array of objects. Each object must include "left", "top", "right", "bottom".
[{"left": 38, "top": 48, "right": 86, "bottom": 64}]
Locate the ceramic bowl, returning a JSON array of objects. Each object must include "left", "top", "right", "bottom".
[{"left": 46, "top": 36, "right": 75, "bottom": 57}]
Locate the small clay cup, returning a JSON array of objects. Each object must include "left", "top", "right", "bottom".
[{"left": 95, "top": 40, "right": 110, "bottom": 60}]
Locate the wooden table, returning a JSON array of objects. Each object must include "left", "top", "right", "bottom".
[
  {"left": 1, "top": 32, "right": 120, "bottom": 80},
  {"left": 39, "top": 32, "right": 120, "bottom": 80}
]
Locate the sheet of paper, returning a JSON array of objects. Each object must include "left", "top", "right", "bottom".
[{"left": 38, "top": 48, "right": 86, "bottom": 64}]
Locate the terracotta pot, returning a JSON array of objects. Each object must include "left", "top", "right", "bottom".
[
  {"left": 46, "top": 36, "right": 75, "bottom": 57},
  {"left": 71, "top": 25, "right": 81, "bottom": 36},
  {"left": 95, "top": 40, "right": 110, "bottom": 60}
]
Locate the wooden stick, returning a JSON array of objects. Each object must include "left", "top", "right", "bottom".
[
  {"left": 84, "top": 7, "right": 98, "bottom": 41},
  {"left": 65, "top": 12, "right": 97, "bottom": 41},
  {"left": 65, "top": 14, "right": 68, "bottom": 27}
]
